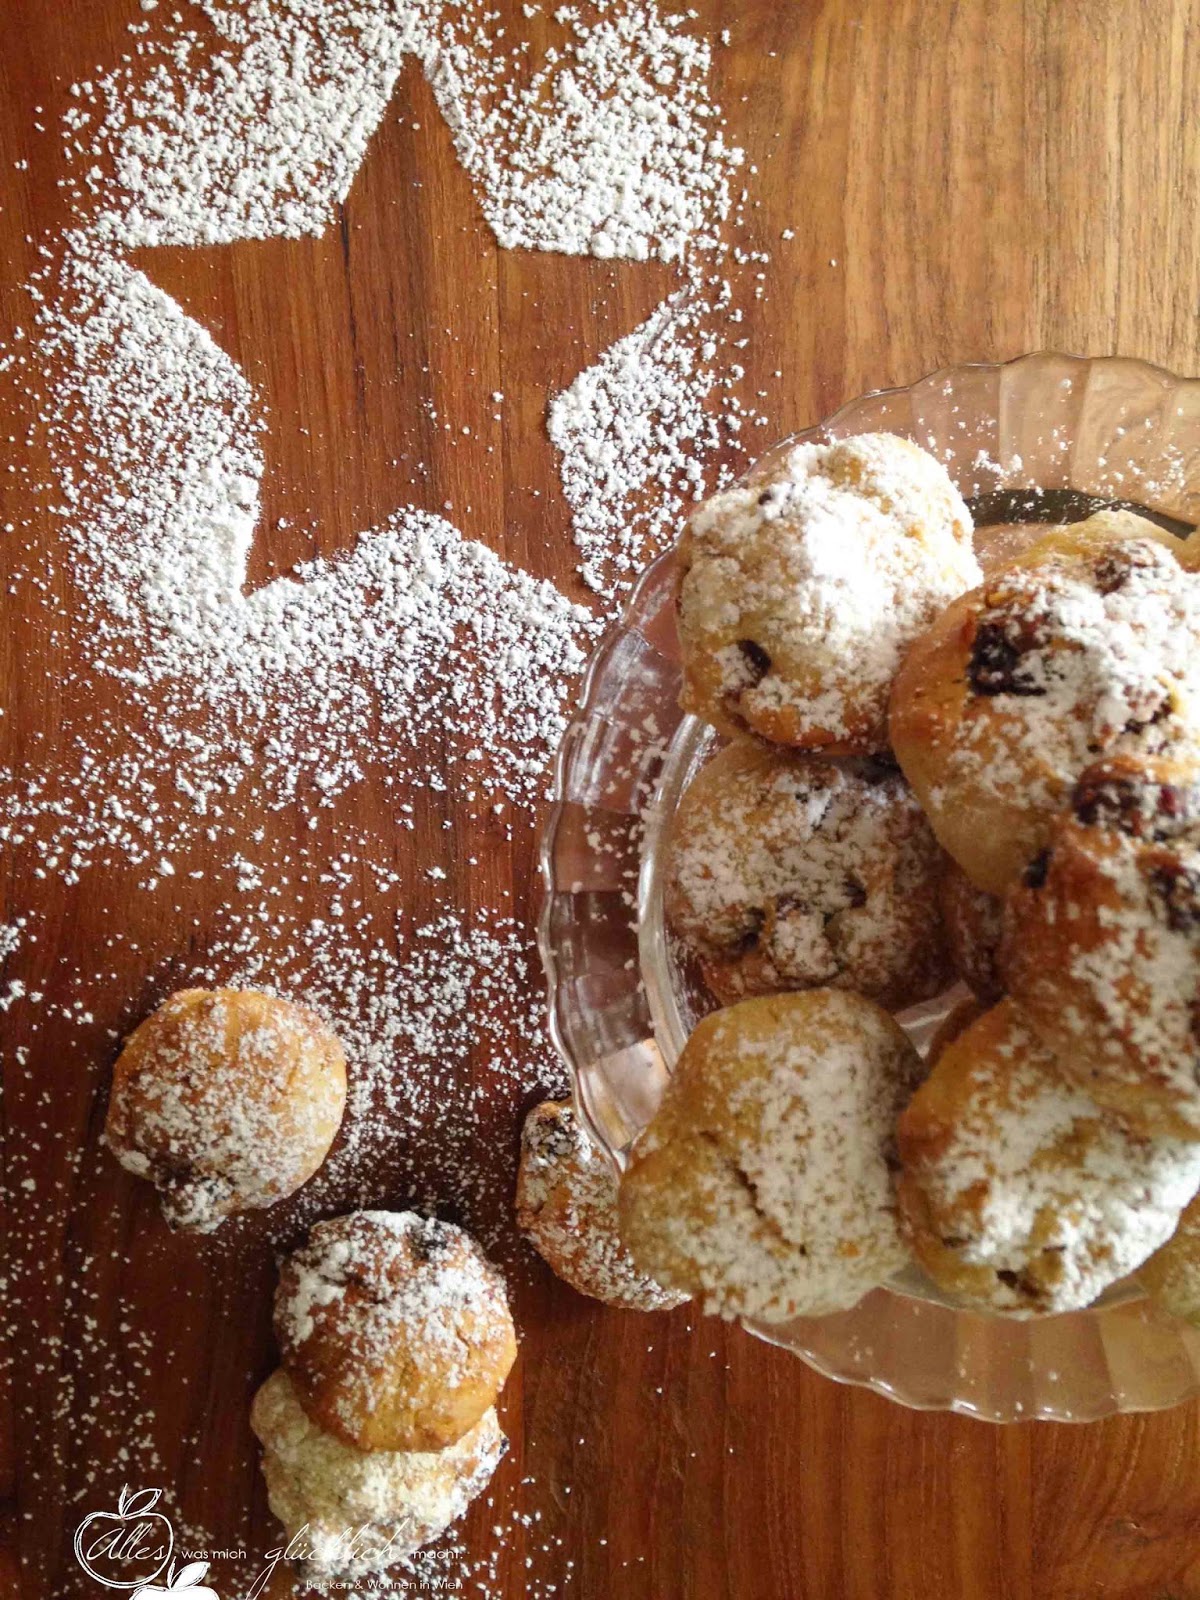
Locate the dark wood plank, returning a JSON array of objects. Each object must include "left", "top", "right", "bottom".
[{"left": 2, "top": 3, "right": 1200, "bottom": 1598}]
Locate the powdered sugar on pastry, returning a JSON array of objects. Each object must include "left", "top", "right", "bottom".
[
  {"left": 1003, "top": 758, "right": 1200, "bottom": 1137},
  {"left": 250, "top": 1368, "right": 506, "bottom": 1587},
  {"left": 103, "top": 987, "right": 346, "bottom": 1231},
  {"left": 677, "top": 433, "right": 980, "bottom": 750},
  {"left": 664, "top": 742, "right": 951, "bottom": 1008},
  {"left": 619, "top": 991, "right": 922, "bottom": 1321},
  {"left": 275, "top": 1210, "right": 516, "bottom": 1452},
  {"left": 898, "top": 1000, "right": 1200, "bottom": 1315},
  {"left": 946, "top": 543, "right": 1200, "bottom": 808},
  {"left": 516, "top": 1099, "right": 688, "bottom": 1311}
]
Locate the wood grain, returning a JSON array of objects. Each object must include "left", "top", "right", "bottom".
[{"left": 3, "top": 2, "right": 1200, "bottom": 1597}]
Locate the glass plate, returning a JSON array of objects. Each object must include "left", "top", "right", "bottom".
[{"left": 537, "top": 352, "right": 1200, "bottom": 1420}]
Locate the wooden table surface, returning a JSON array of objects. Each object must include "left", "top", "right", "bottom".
[{"left": 3, "top": 2, "right": 1200, "bottom": 1597}]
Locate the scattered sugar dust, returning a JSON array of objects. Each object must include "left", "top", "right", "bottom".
[
  {"left": 76, "top": 0, "right": 743, "bottom": 264},
  {"left": 549, "top": 285, "right": 772, "bottom": 597},
  {"left": 1, "top": 0, "right": 768, "bottom": 1586}
]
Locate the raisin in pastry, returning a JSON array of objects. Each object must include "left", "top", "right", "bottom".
[
  {"left": 1002, "top": 755, "right": 1200, "bottom": 1139},
  {"left": 274, "top": 1211, "right": 516, "bottom": 1453},
  {"left": 105, "top": 988, "right": 346, "bottom": 1231},
  {"left": 663, "top": 739, "right": 952, "bottom": 1009},
  {"left": 890, "top": 538, "right": 1200, "bottom": 895},
  {"left": 677, "top": 433, "right": 979, "bottom": 753}
]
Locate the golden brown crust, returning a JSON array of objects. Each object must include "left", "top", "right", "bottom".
[
  {"left": 897, "top": 999, "right": 1200, "bottom": 1314},
  {"left": 1002, "top": 754, "right": 1200, "bottom": 1140},
  {"left": 890, "top": 539, "right": 1200, "bottom": 896},
  {"left": 104, "top": 987, "right": 346, "bottom": 1230},
  {"left": 676, "top": 433, "right": 978, "bottom": 753},
  {"left": 888, "top": 585, "right": 1052, "bottom": 895},
  {"left": 516, "top": 1099, "right": 688, "bottom": 1311},
  {"left": 924, "top": 995, "right": 987, "bottom": 1067},
  {"left": 274, "top": 1211, "right": 517, "bottom": 1454},
  {"left": 1005, "top": 510, "right": 1182, "bottom": 571},
  {"left": 619, "top": 990, "right": 923, "bottom": 1320},
  {"left": 1138, "top": 1194, "right": 1200, "bottom": 1324}
]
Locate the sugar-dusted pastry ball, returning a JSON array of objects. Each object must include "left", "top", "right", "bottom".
[
  {"left": 104, "top": 987, "right": 346, "bottom": 1232},
  {"left": 890, "top": 538, "right": 1200, "bottom": 895},
  {"left": 1002, "top": 755, "right": 1200, "bottom": 1140},
  {"left": 1139, "top": 1194, "right": 1200, "bottom": 1325},
  {"left": 677, "top": 433, "right": 979, "bottom": 753},
  {"left": 898, "top": 1000, "right": 1200, "bottom": 1315},
  {"left": 250, "top": 1369, "right": 505, "bottom": 1587},
  {"left": 618, "top": 990, "right": 923, "bottom": 1321},
  {"left": 274, "top": 1210, "right": 517, "bottom": 1453},
  {"left": 938, "top": 857, "right": 1004, "bottom": 1003},
  {"left": 516, "top": 1099, "right": 688, "bottom": 1312},
  {"left": 663, "top": 741, "right": 952, "bottom": 1009}
]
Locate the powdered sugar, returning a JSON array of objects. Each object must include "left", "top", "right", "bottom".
[
  {"left": 906, "top": 1003, "right": 1200, "bottom": 1315},
  {"left": 548, "top": 289, "right": 759, "bottom": 596},
  {"left": 939, "top": 541, "right": 1200, "bottom": 811},
  {"left": 74, "top": 0, "right": 740, "bottom": 261},
  {"left": 663, "top": 743, "right": 950, "bottom": 1008},
  {"left": 677, "top": 433, "right": 980, "bottom": 746},
  {"left": 252, "top": 1368, "right": 506, "bottom": 1587},
  {"left": 516, "top": 1099, "right": 687, "bottom": 1310},
  {"left": 86, "top": 2, "right": 439, "bottom": 247},
  {"left": 622, "top": 992, "right": 922, "bottom": 1321},
  {"left": 31, "top": 238, "right": 594, "bottom": 826},
  {"left": 431, "top": 2, "right": 742, "bottom": 260},
  {"left": 103, "top": 988, "right": 346, "bottom": 1231}
]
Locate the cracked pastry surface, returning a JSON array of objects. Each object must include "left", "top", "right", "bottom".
[
  {"left": 1002, "top": 754, "right": 1200, "bottom": 1139},
  {"left": 516, "top": 1099, "right": 688, "bottom": 1311},
  {"left": 274, "top": 1210, "right": 517, "bottom": 1453},
  {"left": 251, "top": 1368, "right": 505, "bottom": 1586},
  {"left": 676, "top": 432, "right": 979, "bottom": 753},
  {"left": 889, "top": 537, "right": 1200, "bottom": 895},
  {"left": 897, "top": 999, "right": 1200, "bottom": 1314},
  {"left": 618, "top": 990, "right": 923, "bottom": 1321},
  {"left": 104, "top": 986, "right": 346, "bottom": 1232},
  {"left": 663, "top": 740, "right": 952, "bottom": 1009}
]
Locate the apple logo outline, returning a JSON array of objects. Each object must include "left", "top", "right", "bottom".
[{"left": 73, "top": 1485, "right": 176, "bottom": 1592}]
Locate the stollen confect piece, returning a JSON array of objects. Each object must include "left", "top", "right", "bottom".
[
  {"left": 677, "top": 432, "right": 979, "bottom": 752},
  {"left": 898, "top": 1000, "right": 1200, "bottom": 1315},
  {"left": 250, "top": 1368, "right": 505, "bottom": 1586},
  {"left": 663, "top": 740, "right": 952, "bottom": 1008},
  {"left": 516, "top": 1099, "right": 688, "bottom": 1311},
  {"left": 1002, "top": 755, "right": 1200, "bottom": 1139},
  {"left": 619, "top": 990, "right": 923, "bottom": 1321},
  {"left": 274, "top": 1210, "right": 517, "bottom": 1453},
  {"left": 105, "top": 987, "right": 346, "bottom": 1231},
  {"left": 890, "top": 538, "right": 1200, "bottom": 894}
]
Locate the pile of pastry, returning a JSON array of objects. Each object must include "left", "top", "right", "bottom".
[
  {"left": 615, "top": 431, "right": 1200, "bottom": 1325},
  {"left": 103, "top": 990, "right": 518, "bottom": 1586},
  {"left": 103, "top": 987, "right": 685, "bottom": 1586}
]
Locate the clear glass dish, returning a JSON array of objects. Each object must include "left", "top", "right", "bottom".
[{"left": 537, "top": 352, "right": 1200, "bottom": 1420}]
